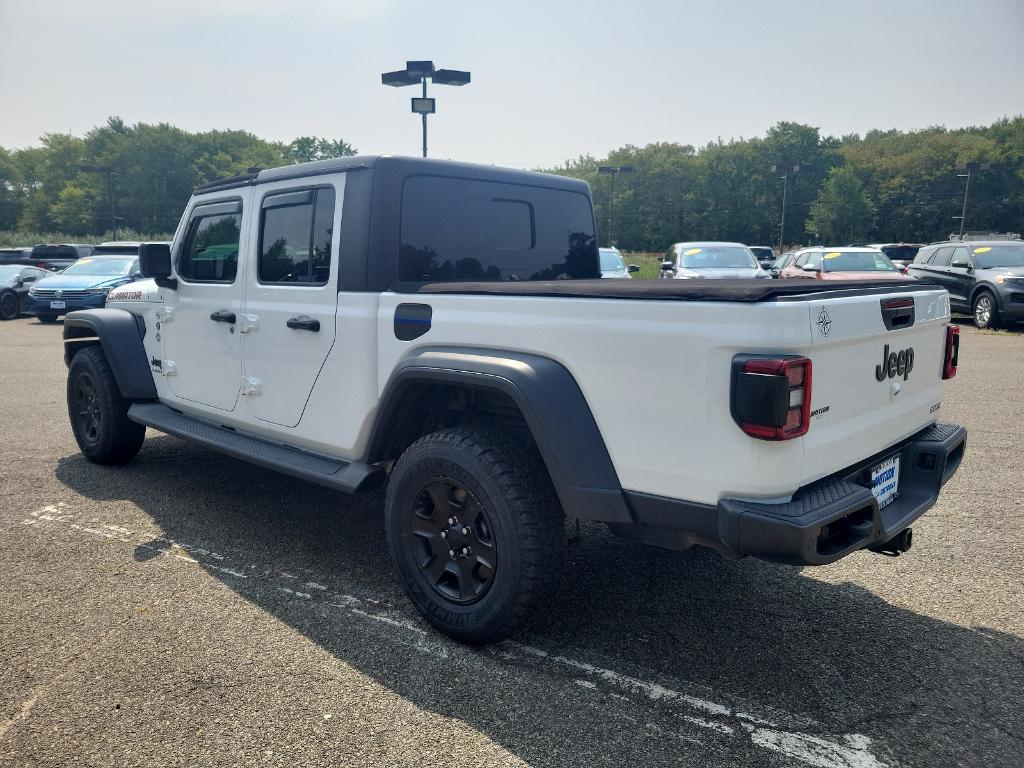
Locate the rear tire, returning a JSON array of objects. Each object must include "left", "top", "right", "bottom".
[
  {"left": 973, "top": 290, "right": 999, "bottom": 330},
  {"left": 0, "top": 290, "right": 18, "bottom": 320},
  {"left": 67, "top": 346, "right": 146, "bottom": 465},
  {"left": 385, "top": 426, "right": 565, "bottom": 643}
]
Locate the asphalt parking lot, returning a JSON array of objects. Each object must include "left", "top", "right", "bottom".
[{"left": 1, "top": 316, "right": 1022, "bottom": 768}]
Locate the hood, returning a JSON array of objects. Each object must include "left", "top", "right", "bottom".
[
  {"left": 819, "top": 271, "right": 913, "bottom": 282},
  {"left": 678, "top": 267, "right": 767, "bottom": 280},
  {"left": 34, "top": 273, "right": 131, "bottom": 290}
]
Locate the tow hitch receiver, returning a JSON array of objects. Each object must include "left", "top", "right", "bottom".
[{"left": 869, "top": 527, "right": 913, "bottom": 557}]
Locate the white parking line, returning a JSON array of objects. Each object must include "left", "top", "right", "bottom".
[{"left": 19, "top": 503, "right": 891, "bottom": 768}]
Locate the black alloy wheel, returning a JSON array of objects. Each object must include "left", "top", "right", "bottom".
[
  {"left": 72, "top": 369, "right": 103, "bottom": 447},
  {"left": 0, "top": 291, "right": 18, "bottom": 320},
  {"left": 66, "top": 346, "right": 146, "bottom": 464},
  {"left": 408, "top": 477, "right": 498, "bottom": 604}
]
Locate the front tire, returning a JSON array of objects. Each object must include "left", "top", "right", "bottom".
[
  {"left": 0, "top": 290, "right": 18, "bottom": 320},
  {"left": 385, "top": 426, "right": 565, "bottom": 643},
  {"left": 973, "top": 290, "right": 1000, "bottom": 330},
  {"left": 67, "top": 346, "right": 146, "bottom": 464},
  {"left": 37, "top": 313, "right": 59, "bottom": 323}
]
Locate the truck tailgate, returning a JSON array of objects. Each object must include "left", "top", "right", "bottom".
[{"left": 801, "top": 287, "right": 951, "bottom": 485}]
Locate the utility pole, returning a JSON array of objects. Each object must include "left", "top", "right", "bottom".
[
  {"left": 771, "top": 164, "right": 805, "bottom": 252},
  {"left": 954, "top": 162, "right": 990, "bottom": 239},
  {"left": 80, "top": 165, "right": 118, "bottom": 239},
  {"left": 596, "top": 165, "right": 634, "bottom": 246}
]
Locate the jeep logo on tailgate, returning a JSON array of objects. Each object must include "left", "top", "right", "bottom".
[{"left": 876, "top": 344, "right": 914, "bottom": 381}]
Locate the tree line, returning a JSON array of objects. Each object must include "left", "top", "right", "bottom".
[
  {"left": 0, "top": 116, "right": 1021, "bottom": 249},
  {"left": 0, "top": 117, "right": 356, "bottom": 237},
  {"left": 544, "top": 118, "right": 1023, "bottom": 250}
]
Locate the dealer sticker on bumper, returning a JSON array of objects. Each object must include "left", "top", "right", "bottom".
[{"left": 871, "top": 455, "right": 900, "bottom": 509}]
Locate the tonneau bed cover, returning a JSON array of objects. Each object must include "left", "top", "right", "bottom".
[{"left": 392, "top": 279, "right": 939, "bottom": 302}]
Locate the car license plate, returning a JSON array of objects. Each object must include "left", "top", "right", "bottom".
[
  {"left": 871, "top": 455, "right": 900, "bottom": 509},
  {"left": 50, "top": 300, "right": 66, "bottom": 309}
]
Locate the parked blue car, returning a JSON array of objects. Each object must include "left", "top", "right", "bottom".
[{"left": 28, "top": 255, "right": 141, "bottom": 322}]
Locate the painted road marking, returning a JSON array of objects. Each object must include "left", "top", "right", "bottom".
[{"left": 19, "top": 503, "right": 890, "bottom": 768}]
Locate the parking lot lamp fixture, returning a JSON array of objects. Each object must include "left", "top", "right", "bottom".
[{"left": 382, "top": 61, "right": 471, "bottom": 158}]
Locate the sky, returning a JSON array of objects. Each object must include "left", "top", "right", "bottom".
[{"left": 1, "top": 0, "right": 1022, "bottom": 168}]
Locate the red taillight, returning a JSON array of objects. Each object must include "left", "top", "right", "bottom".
[
  {"left": 943, "top": 325, "right": 959, "bottom": 379},
  {"left": 731, "top": 356, "right": 813, "bottom": 441}
]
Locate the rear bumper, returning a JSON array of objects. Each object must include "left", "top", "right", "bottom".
[{"left": 623, "top": 421, "right": 967, "bottom": 566}]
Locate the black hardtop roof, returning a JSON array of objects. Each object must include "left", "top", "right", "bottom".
[{"left": 193, "top": 155, "right": 589, "bottom": 196}]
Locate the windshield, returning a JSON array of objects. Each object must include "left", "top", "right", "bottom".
[
  {"left": 599, "top": 249, "right": 625, "bottom": 271},
  {"left": 679, "top": 246, "right": 757, "bottom": 269},
  {"left": 60, "top": 257, "right": 137, "bottom": 277},
  {"left": 973, "top": 245, "right": 1024, "bottom": 269},
  {"left": 821, "top": 250, "right": 896, "bottom": 273}
]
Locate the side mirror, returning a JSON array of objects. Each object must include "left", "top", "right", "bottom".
[
  {"left": 628, "top": 264, "right": 640, "bottom": 273},
  {"left": 138, "top": 242, "right": 176, "bottom": 289},
  {"left": 801, "top": 264, "right": 819, "bottom": 272},
  {"left": 660, "top": 260, "right": 674, "bottom": 270},
  {"left": 951, "top": 260, "right": 970, "bottom": 270}
]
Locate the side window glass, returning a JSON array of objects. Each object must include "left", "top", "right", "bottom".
[
  {"left": 794, "top": 253, "right": 808, "bottom": 267},
  {"left": 930, "top": 247, "right": 953, "bottom": 267},
  {"left": 259, "top": 187, "right": 335, "bottom": 285},
  {"left": 950, "top": 247, "right": 969, "bottom": 267},
  {"left": 178, "top": 207, "right": 242, "bottom": 283}
]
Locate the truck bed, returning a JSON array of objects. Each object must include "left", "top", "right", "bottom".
[{"left": 392, "top": 278, "right": 938, "bottom": 302}]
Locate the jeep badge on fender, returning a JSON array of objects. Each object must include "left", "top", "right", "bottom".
[{"left": 876, "top": 344, "right": 914, "bottom": 381}]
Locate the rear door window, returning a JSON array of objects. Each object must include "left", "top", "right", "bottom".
[
  {"left": 399, "top": 176, "right": 598, "bottom": 282},
  {"left": 258, "top": 187, "right": 335, "bottom": 285}
]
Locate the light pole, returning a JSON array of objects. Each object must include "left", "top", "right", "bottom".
[
  {"left": 953, "top": 162, "right": 990, "bottom": 240},
  {"left": 382, "top": 61, "right": 470, "bottom": 158},
  {"left": 81, "top": 165, "right": 118, "bottom": 240},
  {"left": 771, "top": 163, "right": 805, "bottom": 253},
  {"left": 597, "top": 165, "right": 633, "bottom": 246}
]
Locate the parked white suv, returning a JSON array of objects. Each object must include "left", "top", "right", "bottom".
[{"left": 62, "top": 156, "right": 966, "bottom": 642}]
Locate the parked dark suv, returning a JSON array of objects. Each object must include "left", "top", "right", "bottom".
[{"left": 907, "top": 239, "right": 1024, "bottom": 329}]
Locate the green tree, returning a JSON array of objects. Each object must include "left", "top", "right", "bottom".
[
  {"left": 806, "top": 167, "right": 877, "bottom": 243},
  {"left": 283, "top": 137, "right": 357, "bottom": 164},
  {"left": 49, "top": 182, "right": 97, "bottom": 233}
]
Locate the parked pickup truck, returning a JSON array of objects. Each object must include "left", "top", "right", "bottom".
[{"left": 61, "top": 156, "right": 966, "bottom": 642}]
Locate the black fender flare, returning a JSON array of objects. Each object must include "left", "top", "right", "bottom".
[
  {"left": 368, "top": 348, "right": 632, "bottom": 523},
  {"left": 63, "top": 308, "right": 157, "bottom": 400}
]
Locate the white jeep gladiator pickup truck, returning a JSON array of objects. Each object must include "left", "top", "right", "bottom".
[{"left": 62, "top": 156, "right": 966, "bottom": 642}]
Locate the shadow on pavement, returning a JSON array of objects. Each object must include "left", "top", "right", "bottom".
[{"left": 55, "top": 438, "right": 1023, "bottom": 767}]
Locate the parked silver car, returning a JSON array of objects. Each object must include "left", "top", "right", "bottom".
[
  {"left": 600, "top": 247, "right": 639, "bottom": 278},
  {"left": 659, "top": 242, "right": 771, "bottom": 279}
]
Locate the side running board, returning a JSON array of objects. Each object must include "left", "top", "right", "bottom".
[{"left": 128, "top": 402, "right": 382, "bottom": 494}]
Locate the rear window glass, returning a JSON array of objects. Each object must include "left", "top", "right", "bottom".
[
  {"left": 399, "top": 176, "right": 598, "bottom": 282},
  {"left": 821, "top": 250, "right": 896, "bottom": 272},
  {"left": 31, "top": 245, "right": 79, "bottom": 259}
]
